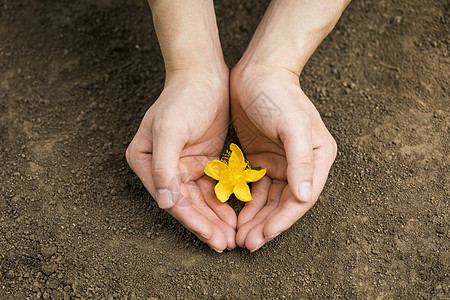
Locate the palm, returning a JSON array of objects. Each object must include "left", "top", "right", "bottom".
[
  {"left": 167, "top": 119, "right": 238, "bottom": 251},
  {"left": 230, "top": 69, "right": 336, "bottom": 251},
  {"left": 231, "top": 75, "right": 303, "bottom": 183},
  {"left": 231, "top": 91, "right": 293, "bottom": 251},
  {"left": 127, "top": 78, "right": 237, "bottom": 251}
]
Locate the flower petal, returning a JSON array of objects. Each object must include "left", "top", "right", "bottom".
[
  {"left": 228, "top": 143, "right": 247, "bottom": 172},
  {"left": 233, "top": 181, "right": 252, "bottom": 202},
  {"left": 214, "top": 181, "right": 234, "bottom": 203},
  {"left": 204, "top": 160, "right": 228, "bottom": 181},
  {"left": 243, "top": 168, "right": 267, "bottom": 182}
]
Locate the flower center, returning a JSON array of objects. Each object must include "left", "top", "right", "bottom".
[{"left": 233, "top": 173, "right": 242, "bottom": 182}]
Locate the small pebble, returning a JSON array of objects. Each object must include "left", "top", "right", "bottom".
[
  {"left": 41, "top": 246, "right": 57, "bottom": 258},
  {"left": 46, "top": 278, "right": 59, "bottom": 289},
  {"left": 392, "top": 15, "right": 402, "bottom": 24},
  {"left": 42, "top": 263, "right": 58, "bottom": 276},
  {"left": 6, "top": 270, "right": 15, "bottom": 279},
  {"left": 63, "top": 285, "right": 72, "bottom": 292}
]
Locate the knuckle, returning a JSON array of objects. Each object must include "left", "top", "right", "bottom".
[
  {"left": 329, "top": 137, "right": 338, "bottom": 160},
  {"left": 125, "top": 143, "right": 138, "bottom": 168},
  {"left": 157, "top": 199, "right": 175, "bottom": 210},
  {"left": 125, "top": 144, "right": 133, "bottom": 164},
  {"left": 290, "top": 155, "right": 314, "bottom": 170},
  {"left": 266, "top": 197, "right": 279, "bottom": 207},
  {"left": 250, "top": 189, "right": 265, "bottom": 200},
  {"left": 125, "top": 140, "right": 145, "bottom": 161},
  {"left": 323, "top": 134, "right": 337, "bottom": 161},
  {"left": 152, "top": 165, "right": 167, "bottom": 175},
  {"left": 151, "top": 165, "right": 170, "bottom": 177}
]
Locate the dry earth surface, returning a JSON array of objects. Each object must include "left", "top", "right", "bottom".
[{"left": 0, "top": 0, "right": 449, "bottom": 299}]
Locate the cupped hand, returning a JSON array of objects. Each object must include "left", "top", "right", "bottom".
[
  {"left": 230, "top": 65, "right": 337, "bottom": 251},
  {"left": 126, "top": 69, "right": 236, "bottom": 252}
]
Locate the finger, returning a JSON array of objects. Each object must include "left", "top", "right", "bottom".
[
  {"left": 279, "top": 114, "right": 314, "bottom": 203},
  {"left": 243, "top": 184, "right": 290, "bottom": 251},
  {"left": 194, "top": 225, "right": 229, "bottom": 253},
  {"left": 216, "top": 222, "right": 236, "bottom": 251},
  {"left": 168, "top": 204, "right": 213, "bottom": 242},
  {"left": 222, "top": 225, "right": 237, "bottom": 250},
  {"left": 126, "top": 139, "right": 156, "bottom": 199},
  {"left": 186, "top": 181, "right": 235, "bottom": 251},
  {"left": 261, "top": 195, "right": 310, "bottom": 242},
  {"left": 262, "top": 143, "right": 336, "bottom": 239},
  {"left": 152, "top": 125, "right": 185, "bottom": 209},
  {"left": 198, "top": 177, "right": 237, "bottom": 229},
  {"left": 179, "top": 156, "right": 214, "bottom": 181},
  {"left": 310, "top": 137, "right": 337, "bottom": 201},
  {"left": 195, "top": 195, "right": 236, "bottom": 251},
  {"left": 245, "top": 222, "right": 266, "bottom": 252},
  {"left": 125, "top": 109, "right": 155, "bottom": 190},
  {"left": 247, "top": 154, "right": 287, "bottom": 181},
  {"left": 237, "top": 176, "right": 271, "bottom": 229},
  {"left": 236, "top": 180, "right": 285, "bottom": 247}
]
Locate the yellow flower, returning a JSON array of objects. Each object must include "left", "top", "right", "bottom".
[{"left": 204, "top": 143, "right": 266, "bottom": 202}]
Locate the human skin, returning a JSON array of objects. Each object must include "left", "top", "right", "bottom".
[
  {"left": 231, "top": 0, "right": 351, "bottom": 251},
  {"left": 127, "top": 0, "right": 350, "bottom": 252},
  {"left": 126, "top": 0, "right": 236, "bottom": 252}
]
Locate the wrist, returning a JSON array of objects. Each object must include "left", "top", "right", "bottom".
[
  {"left": 149, "top": 0, "right": 227, "bottom": 77},
  {"left": 164, "top": 64, "right": 229, "bottom": 101},
  {"left": 236, "top": 0, "right": 349, "bottom": 77},
  {"left": 161, "top": 35, "right": 227, "bottom": 77},
  {"left": 231, "top": 59, "right": 299, "bottom": 94},
  {"left": 164, "top": 58, "right": 229, "bottom": 83}
]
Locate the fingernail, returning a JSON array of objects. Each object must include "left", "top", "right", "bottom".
[
  {"left": 210, "top": 246, "right": 223, "bottom": 253},
  {"left": 250, "top": 242, "right": 265, "bottom": 252},
  {"left": 200, "top": 233, "right": 211, "bottom": 240},
  {"left": 265, "top": 232, "right": 281, "bottom": 242},
  {"left": 156, "top": 189, "right": 173, "bottom": 208},
  {"left": 298, "top": 182, "right": 312, "bottom": 202}
]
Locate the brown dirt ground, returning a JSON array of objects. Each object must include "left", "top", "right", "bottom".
[{"left": 0, "top": 0, "right": 449, "bottom": 299}]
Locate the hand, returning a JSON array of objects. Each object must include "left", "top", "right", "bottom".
[
  {"left": 126, "top": 70, "right": 237, "bottom": 252},
  {"left": 230, "top": 64, "right": 337, "bottom": 251}
]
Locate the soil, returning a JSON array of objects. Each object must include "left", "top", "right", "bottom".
[{"left": 0, "top": 0, "right": 449, "bottom": 299}]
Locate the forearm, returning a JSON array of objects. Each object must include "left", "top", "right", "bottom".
[
  {"left": 237, "top": 0, "right": 350, "bottom": 76},
  {"left": 148, "top": 0, "right": 227, "bottom": 76}
]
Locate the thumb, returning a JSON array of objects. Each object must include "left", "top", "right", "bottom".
[
  {"left": 280, "top": 116, "right": 314, "bottom": 203},
  {"left": 152, "top": 128, "right": 185, "bottom": 209}
]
